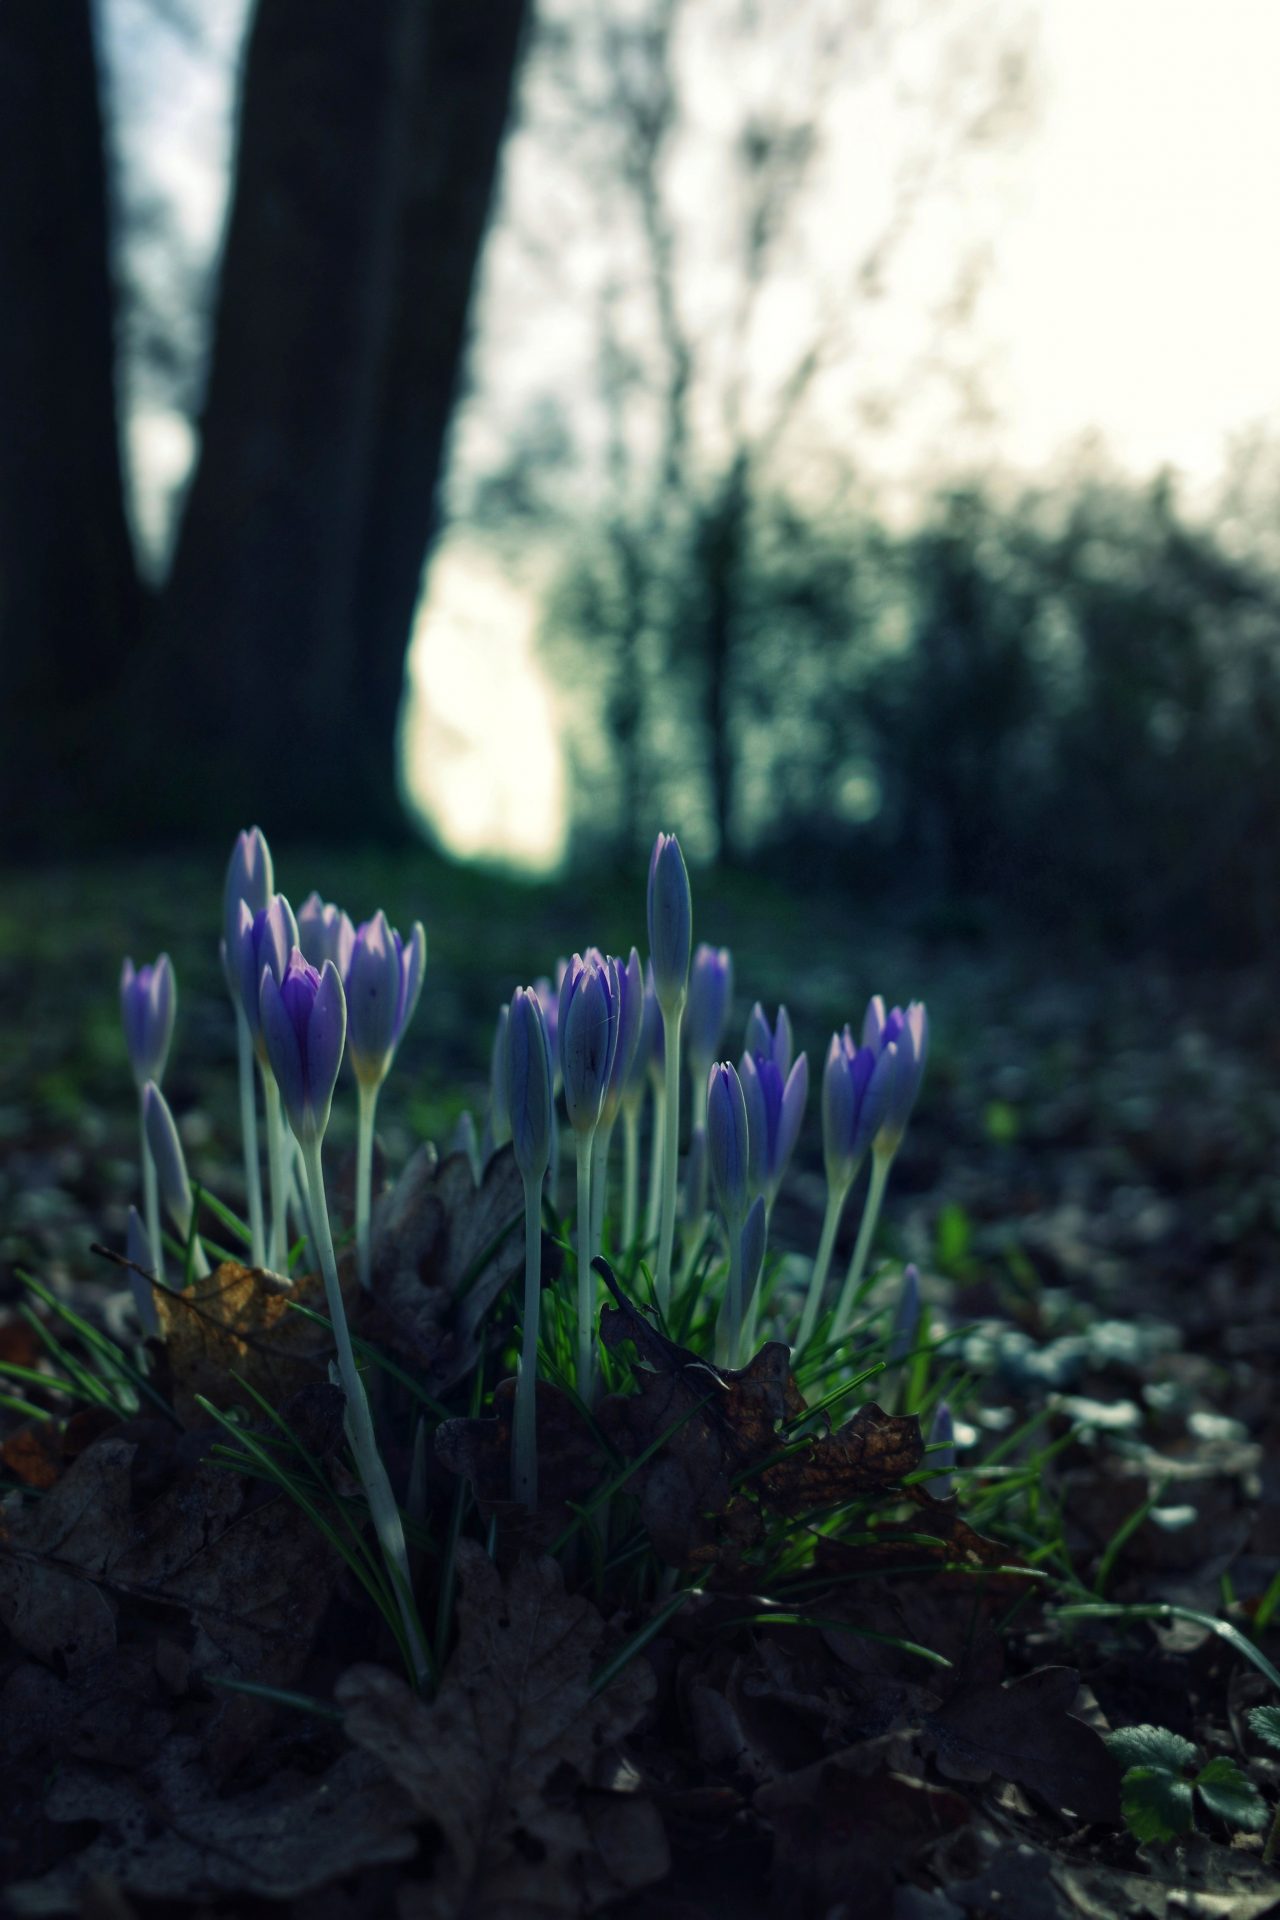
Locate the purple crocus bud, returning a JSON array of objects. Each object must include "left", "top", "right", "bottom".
[
  {"left": 745, "top": 1002, "right": 793, "bottom": 1078},
  {"left": 120, "top": 954, "right": 176, "bottom": 1089},
  {"left": 598, "top": 946, "right": 644, "bottom": 1128},
  {"left": 926, "top": 1399, "right": 956, "bottom": 1499},
  {"left": 647, "top": 832, "right": 692, "bottom": 1012},
  {"left": 221, "top": 827, "right": 274, "bottom": 989},
  {"left": 685, "top": 944, "right": 733, "bottom": 1073},
  {"left": 741, "top": 1046, "right": 809, "bottom": 1205},
  {"left": 707, "top": 1061, "right": 750, "bottom": 1226},
  {"left": 821, "top": 1026, "right": 888, "bottom": 1191},
  {"left": 623, "top": 965, "right": 660, "bottom": 1114},
  {"left": 143, "top": 1081, "right": 195, "bottom": 1236},
  {"left": 297, "top": 891, "right": 356, "bottom": 977},
  {"left": 233, "top": 893, "right": 298, "bottom": 1050},
  {"left": 887, "top": 1262, "right": 921, "bottom": 1365},
  {"left": 558, "top": 952, "right": 621, "bottom": 1136},
  {"left": 534, "top": 967, "right": 567, "bottom": 1095},
  {"left": 345, "top": 911, "right": 427, "bottom": 1089},
  {"left": 126, "top": 1204, "right": 159, "bottom": 1335},
  {"left": 506, "top": 987, "right": 553, "bottom": 1181},
  {"left": 865, "top": 1001, "right": 928, "bottom": 1157},
  {"left": 259, "top": 949, "right": 347, "bottom": 1146}
]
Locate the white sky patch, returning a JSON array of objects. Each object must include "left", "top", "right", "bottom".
[{"left": 400, "top": 544, "right": 568, "bottom": 873}]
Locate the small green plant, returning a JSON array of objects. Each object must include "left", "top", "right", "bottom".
[
  {"left": 1248, "top": 1706, "right": 1280, "bottom": 1863},
  {"left": 1103, "top": 1724, "right": 1268, "bottom": 1845}
]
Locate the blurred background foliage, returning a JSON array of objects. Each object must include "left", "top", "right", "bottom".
[{"left": 2, "top": 0, "right": 1278, "bottom": 962}]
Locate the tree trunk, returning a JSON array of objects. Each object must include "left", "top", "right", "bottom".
[
  {"left": 0, "top": 1, "right": 144, "bottom": 854},
  {"left": 141, "top": 0, "right": 526, "bottom": 842},
  {"left": 698, "top": 458, "right": 748, "bottom": 866}
]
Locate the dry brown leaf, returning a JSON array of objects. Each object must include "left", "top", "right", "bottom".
[
  {"left": 923, "top": 1665, "right": 1122, "bottom": 1824},
  {"left": 5, "top": 1738, "right": 416, "bottom": 1913},
  {"left": 596, "top": 1268, "right": 920, "bottom": 1568},
  {"left": 0, "top": 1419, "right": 341, "bottom": 1775},
  {"left": 155, "top": 1257, "right": 336, "bottom": 1428},
  {"left": 337, "top": 1540, "right": 668, "bottom": 1919},
  {"left": 367, "top": 1143, "right": 525, "bottom": 1394}
]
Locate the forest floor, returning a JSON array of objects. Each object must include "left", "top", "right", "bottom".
[{"left": 1, "top": 847, "right": 1278, "bottom": 1920}]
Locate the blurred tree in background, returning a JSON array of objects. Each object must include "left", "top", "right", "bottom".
[{"left": 0, "top": 0, "right": 526, "bottom": 849}]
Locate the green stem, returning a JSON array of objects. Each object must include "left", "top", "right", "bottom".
[
  {"left": 687, "top": 1066, "right": 710, "bottom": 1218},
  {"left": 576, "top": 1129, "right": 596, "bottom": 1404},
  {"left": 301, "top": 1138, "right": 429, "bottom": 1685},
  {"left": 512, "top": 1174, "right": 543, "bottom": 1509},
  {"left": 794, "top": 1181, "right": 848, "bottom": 1356},
  {"left": 590, "top": 1115, "right": 616, "bottom": 1253},
  {"left": 833, "top": 1153, "right": 892, "bottom": 1337},
  {"left": 715, "top": 1219, "right": 744, "bottom": 1369},
  {"left": 356, "top": 1078, "right": 378, "bottom": 1293},
  {"left": 644, "top": 1082, "right": 664, "bottom": 1248},
  {"left": 262, "top": 1072, "right": 289, "bottom": 1275},
  {"left": 655, "top": 1001, "right": 684, "bottom": 1316},
  {"left": 138, "top": 1097, "right": 165, "bottom": 1288},
  {"left": 235, "top": 1007, "right": 267, "bottom": 1268},
  {"left": 621, "top": 1103, "right": 640, "bottom": 1252}
]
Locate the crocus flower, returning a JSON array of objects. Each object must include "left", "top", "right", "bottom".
[
  {"left": 647, "top": 831, "right": 692, "bottom": 1013},
  {"left": 259, "top": 950, "right": 347, "bottom": 1148},
  {"left": 506, "top": 988, "right": 553, "bottom": 1182},
  {"left": 298, "top": 891, "right": 355, "bottom": 977},
  {"left": 345, "top": 911, "right": 426, "bottom": 1091},
  {"left": 221, "top": 826, "right": 273, "bottom": 988},
  {"left": 862, "top": 998, "right": 929, "bottom": 1158},
  {"left": 741, "top": 1046, "right": 808, "bottom": 1208},
  {"left": 707, "top": 1062, "right": 751, "bottom": 1228},
  {"left": 534, "top": 967, "right": 567, "bottom": 1095},
  {"left": 738, "top": 1192, "right": 768, "bottom": 1356},
  {"left": 595, "top": 946, "right": 644, "bottom": 1132},
  {"left": 233, "top": 895, "right": 299, "bottom": 1054},
  {"left": 821, "top": 1026, "right": 888, "bottom": 1193},
  {"left": 685, "top": 945, "right": 733, "bottom": 1081},
  {"left": 887, "top": 1262, "right": 921, "bottom": 1366},
  {"left": 120, "top": 955, "right": 176, "bottom": 1089},
  {"left": 744, "top": 1002, "right": 794, "bottom": 1078},
  {"left": 558, "top": 952, "right": 622, "bottom": 1137}
]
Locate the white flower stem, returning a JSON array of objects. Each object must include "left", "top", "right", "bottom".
[
  {"left": 688, "top": 1068, "right": 710, "bottom": 1218},
  {"left": 138, "top": 1097, "right": 165, "bottom": 1288},
  {"left": 576, "top": 1129, "right": 596, "bottom": 1404},
  {"left": 621, "top": 1104, "right": 640, "bottom": 1252},
  {"left": 234, "top": 1006, "right": 266, "bottom": 1268},
  {"left": 262, "top": 1072, "right": 289, "bottom": 1275},
  {"left": 655, "top": 1002, "right": 684, "bottom": 1316},
  {"left": 512, "top": 1174, "right": 543, "bottom": 1509},
  {"left": 794, "top": 1181, "right": 848, "bottom": 1356},
  {"left": 356, "top": 1077, "right": 378, "bottom": 1293},
  {"left": 833, "top": 1153, "right": 893, "bottom": 1338},
  {"left": 301, "top": 1138, "right": 429, "bottom": 1685},
  {"left": 644, "top": 1087, "right": 664, "bottom": 1249}
]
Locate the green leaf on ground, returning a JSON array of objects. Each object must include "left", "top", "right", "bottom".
[
  {"left": 1104, "top": 1724, "right": 1198, "bottom": 1772},
  {"left": 1119, "top": 1765, "right": 1195, "bottom": 1844},
  {"left": 1194, "top": 1756, "right": 1269, "bottom": 1831}
]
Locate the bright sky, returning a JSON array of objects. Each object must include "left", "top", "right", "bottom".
[{"left": 103, "top": 0, "right": 1280, "bottom": 868}]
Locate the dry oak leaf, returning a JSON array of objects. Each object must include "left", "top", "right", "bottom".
[
  {"left": 5, "top": 1738, "right": 416, "bottom": 1914},
  {"left": 922, "top": 1665, "right": 1122, "bottom": 1824},
  {"left": 155, "top": 1256, "right": 336, "bottom": 1428},
  {"left": 367, "top": 1143, "right": 525, "bottom": 1395},
  {"left": 337, "top": 1540, "right": 668, "bottom": 1919},
  {"left": 0, "top": 1423, "right": 340, "bottom": 1775},
  {"left": 596, "top": 1269, "right": 920, "bottom": 1567}
]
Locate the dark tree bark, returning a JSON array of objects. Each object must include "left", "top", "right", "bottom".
[
  {"left": 0, "top": 1, "right": 144, "bottom": 854},
  {"left": 696, "top": 456, "right": 748, "bottom": 866},
  {"left": 136, "top": 0, "right": 527, "bottom": 841}
]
